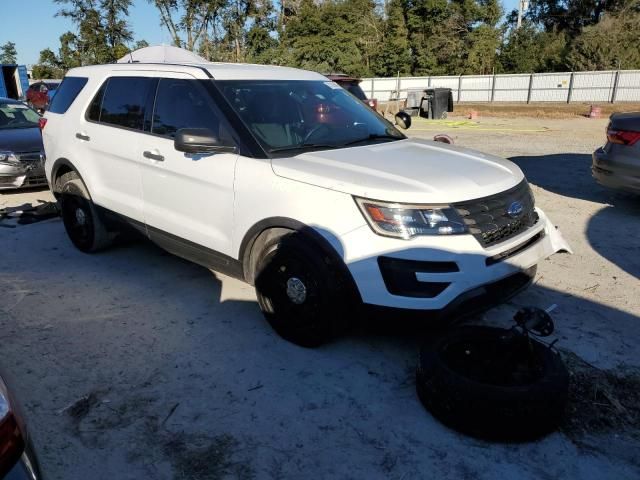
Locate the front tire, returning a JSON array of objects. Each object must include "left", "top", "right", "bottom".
[
  {"left": 254, "top": 232, "right": 353, "bottom": 347},
  {"left": 57, "top": 171, "right": 113, "bottom": 253}
]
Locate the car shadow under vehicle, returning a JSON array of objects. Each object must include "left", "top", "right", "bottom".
[{"left": 2, "top": 218, "right": 640, "bottom": 479}]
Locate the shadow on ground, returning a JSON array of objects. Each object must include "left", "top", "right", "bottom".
[
  {"left": 1, "top": 217, "right": 640, "bottom": 479},
  {"left": 511, "top": 153, "right": 640, "bottom": 279}
]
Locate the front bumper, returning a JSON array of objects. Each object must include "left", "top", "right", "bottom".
[
  {"left": 592, "top": 146, "right": 640, "bottom": 194},
  {"left": 340, "top": 207, "right": 570, "bottom": 311},
  {"left": 0, "top": 162, "right": 47, "bottom": 190}
]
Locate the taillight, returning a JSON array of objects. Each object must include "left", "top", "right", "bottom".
[
  {"left": 0, "top": 381, "right": 25, "bottom": 477},
  {"left": 38, "top": 117, "right": 47, "bottom": 131},
  {"left": 607, "top": 128, "right": 640, "bottom": 146}
]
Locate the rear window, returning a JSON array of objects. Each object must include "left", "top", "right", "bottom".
[
  {"left": 48, "top": 77, "right": 88, "bottom": 114},
  {"left": 98, "top": 77, "right": 155, "bottom": 130},
  {"left": 345, "top": 83, "right": 367, "bottom": 101}
]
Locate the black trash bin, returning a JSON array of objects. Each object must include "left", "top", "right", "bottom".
[{"left": 420, "top": 88, "right": 453, "bottom": 119}]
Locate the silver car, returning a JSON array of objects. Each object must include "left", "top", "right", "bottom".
[
  {"left": 0, "top": 98, "right": 47, "bottom": 190},
  {"left": 592, "top": 112, "right": 640, "bottom": 194}
]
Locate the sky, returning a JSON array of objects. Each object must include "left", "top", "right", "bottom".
[{"left": 1, "top": 0, "right": 522, "bottom": 66}]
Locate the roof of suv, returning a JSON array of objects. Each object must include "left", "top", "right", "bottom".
[{"left": 66, "top": 62, "right": 327, "bottom": 82}]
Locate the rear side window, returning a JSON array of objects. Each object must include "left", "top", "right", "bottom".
[
  {"left": 99, "top": 77, "right": 155, "bottom": 130},
  {"left": 48, "top": 77, "right": 88, "bottom": 114}
]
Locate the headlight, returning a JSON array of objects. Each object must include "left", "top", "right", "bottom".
[
  {"left": 355, "top": 197, "right": 467, "bottom": 239},
  {"left": 0, "top": 151, "right": 19, "bottom": 164}
]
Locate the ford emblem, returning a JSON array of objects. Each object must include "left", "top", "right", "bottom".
[{"left": 507, "top": 201, "right": 524, "bottom": 218}]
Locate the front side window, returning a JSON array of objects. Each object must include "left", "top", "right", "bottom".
[
  {"left": 217, "top": 80, "right": 404, "bottom": 154},
  {"left": 99, "top": 77, "right": 155, "bottom": 130},
  {"left": 152, "top": 79, "right": 221, "bottom": 138},
  {"left": 0, "top": 102, "right": 40, "bottom": 129}
]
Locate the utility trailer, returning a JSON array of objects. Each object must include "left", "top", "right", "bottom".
[{"left": 0, "top": 64, "right": 30, "bottom": 100}]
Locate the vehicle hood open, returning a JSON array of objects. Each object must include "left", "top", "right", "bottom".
[{"left": 271, "top": 139, "right": 524, "bottom": 204}]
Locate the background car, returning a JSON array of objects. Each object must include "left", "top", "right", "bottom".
[
  {"left": 25, "top": 81, "right": 61, "bottom": 112},
  {"left": 325, "top": 74, "right": 378, "bottom": 111},
  {"left": 592, "top": 112, "right": 640, "bottom": 194},
  {"left": 0, "top": 371, "right": 42, "bottom": 479},
  {"left": 0, "top": 98, "right": 46, "bottom": 190}
]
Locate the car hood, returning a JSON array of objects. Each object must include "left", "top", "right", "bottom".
[
  {"left": 271, "top": 138, "right": 524, "bottom": 203},
  {"left": 0, "top": 127, "right": 43, "bottom": 154}
]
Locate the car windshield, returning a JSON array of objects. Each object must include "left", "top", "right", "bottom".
[
  {"left": 217, "top": 80, "right": 404, "bottom": 154},
  {"left": 0, "top": 102, "right": 40, "bottom": 129}
]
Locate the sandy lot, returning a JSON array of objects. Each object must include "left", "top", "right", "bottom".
[{"left": 1, "top": 116, "right": 639, "bottom": 479}]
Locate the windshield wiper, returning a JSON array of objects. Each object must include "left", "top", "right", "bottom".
[
  {"left": 268, "top": 143, "right": 340, "bottom": 154},
  {"left": 343, "top": 133, "right": 403, "bottom": 147}
]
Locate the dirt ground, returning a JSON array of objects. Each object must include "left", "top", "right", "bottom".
[
  {"left": 1, "top": 115, "right": 639, "bottom": 479},
  {"left": 452, "top": 102, "right": 640, "bottom": 119}
]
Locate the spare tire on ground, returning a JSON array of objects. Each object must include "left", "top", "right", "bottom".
[{"left": 416, "top": 326, "right": 569, "bottom": 441}]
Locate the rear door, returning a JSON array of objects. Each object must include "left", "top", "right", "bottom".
[
  {"left": 81, "top": 75, "right": 156, "bottom": 223},
  {"left": 140, "top": 74, "right": 239, "bottom": 261}
]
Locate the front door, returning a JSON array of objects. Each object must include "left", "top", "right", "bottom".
[{"left": 140, "top": 75, "right": 238, "bottom": 265}]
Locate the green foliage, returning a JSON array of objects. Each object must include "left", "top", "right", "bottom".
[
  {"left": 30, "top": 0, "right": 640, "bottom": 78},
  {"left": 499, "top": 22, "right": 567, "bottom": 73},
  {"left": 0, "top": 41, "right": 18, "bottom": 64},
  {"left": 32, "top": 48, "right": 65, "bottom": 79},
  {"left": 566, "top": 10, "right": 640, "bottom": 70},
  {"left": 54, "top": 0, "right": 134, "bottom": 64}
]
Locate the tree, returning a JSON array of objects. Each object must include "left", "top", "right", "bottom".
[
  {"left": 55, "top": 0, "right": 133, "bottom": 64},
  {"left": 134, "top": 40, "right": 150, "bottom": 50},
  {"left": 371, "top": 0, "right": 412, "bottom": 76},
  {"left": 148, "top": 0, "right": 222, "bottom": 51},
  {"left": 499, "top": 22, "right": 566, "bottom": 73},
  {"left": 32, "top": 48, "right": 65, "bottom": 79},
  {"left": 525, "top": 0, "right": 632, "bottom": 35},
  {"left": 0, "top": 41, "right": 17, "bottom": 64},
  {"left": 566, "top": 9, "right": 640, "bottom": 70}
]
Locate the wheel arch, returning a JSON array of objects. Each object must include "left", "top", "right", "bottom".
[
  {"left": 50, "top": 158, "right": 86, "bottom": 196},
  {"left": 240, "top": 217, "right": 360, "bottom": 302}
]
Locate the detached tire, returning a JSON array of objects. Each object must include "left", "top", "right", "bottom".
[
  {"left": 254, "top": 232, "right": 353, "bottom": 348},
  {"left": 416, "top": 326, "right": 568, "bottom": 441},
  {"left": 57, "top": 171, "right": 113, "bottom": 253}
]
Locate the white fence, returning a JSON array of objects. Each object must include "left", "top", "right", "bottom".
[{"left": 362, "top": 70, "right": 640, "bottom": 103}]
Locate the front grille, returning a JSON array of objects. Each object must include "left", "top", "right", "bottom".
[
  {"left": 17, "top": 151, "right": 45, "bottom": 164},
  {"left": 454, "top": 181, "right": 539, "bottom": 247}
]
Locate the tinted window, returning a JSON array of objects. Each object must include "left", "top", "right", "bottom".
[
  {"left": 86, "top": 81, "right": 107, "bottom": 122},
  {"left": 48, "top": 77, "right": 88, "bottom": 114},
  {"left": 152, "top": 79, "right": 220, "bottom": 137},
  {"left": 345, "top": 83, "right": 367, "bottom": 101},
  {"left": 100, "top": 77, "right": 155, "bottom": 130},
  {"left": 218, "top": 80, "right": 403, "bottom": 152}
]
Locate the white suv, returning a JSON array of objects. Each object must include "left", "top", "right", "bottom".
[{"left": 42, "top": 61, "right": 570, "bottom": 347}]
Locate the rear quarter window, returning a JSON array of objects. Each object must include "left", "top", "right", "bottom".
[
  {"left": 48, "top": 77, "right": 88, "bottom": 114},
  {"left": 97, "top": 77, "right": 155, "bottom": 131}
]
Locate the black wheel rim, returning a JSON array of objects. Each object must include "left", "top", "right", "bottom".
[
  {"left": 61, "top": 193, "right": 94, "bottom": 250},
  {"left": 260, "top": 252, "right": 325, "bottom": 333}
]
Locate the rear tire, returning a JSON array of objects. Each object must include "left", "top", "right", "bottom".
[
  {"left": 254, "top": 232, "right": 353, "bottom": 347},
  {"left": 57, "top": 172, "right": 114, "bottom": 253}
]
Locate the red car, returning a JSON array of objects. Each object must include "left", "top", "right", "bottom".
[
  {"left": 25, "top": 81, "right": 61, "bottom": 111},
  {"left": 325, "top": 74, "right": 378, "bottom": 111}
]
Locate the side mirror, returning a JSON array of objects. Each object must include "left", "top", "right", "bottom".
[
  {"left": 174, "top": 128, "right": 237, "bottom": 154},
  {"left": 395, "top": 111, "right": 412, "bottom": 130}
]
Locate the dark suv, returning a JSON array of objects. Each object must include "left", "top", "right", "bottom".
[{"left": 326, "top": 74, "right": 377, "bottom": 111}]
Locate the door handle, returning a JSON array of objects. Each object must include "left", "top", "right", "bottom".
[
  {"left": 75, "top": 132, "right": 90, "bottom": 141},
  {"left": 143, "top": 150, "right": 164, "bottom": 162}
]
